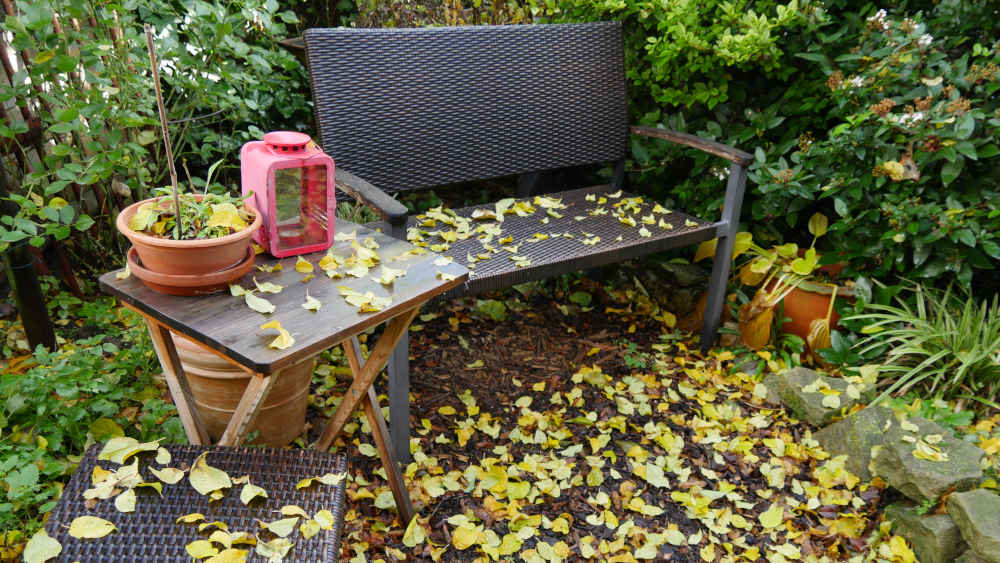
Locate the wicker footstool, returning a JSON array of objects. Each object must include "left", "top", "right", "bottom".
[{"left": 45, "top": 444, "right": 347, "bottom": 561}]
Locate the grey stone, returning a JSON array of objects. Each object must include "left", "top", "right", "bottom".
[
  {"left": 956, "top": 549, "right": 993, "bottom": 563},
  {"left": 948, "top": 490, "right": 1000, "bottom": 563},
  {"left": 659, "top": 262, "right": 708, "bottom": 288},
  {"left": 814, "top": 406, "right": 894, "bottom": 481},
  {"left": 871, "top": 416, "right": 983, "bottom": 503},
  {"left": 884, "top": 502, "right": 966, "bottom": 563},
  {"left": 763, "top": 367, "right": 875, "bottom": 427}
]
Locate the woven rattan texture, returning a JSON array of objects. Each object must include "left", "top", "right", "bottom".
[
  {"left": 369, "top": 185, "right": 718, "bottom": 299},
  {"left": 304, "top": 23, "right": 628, "bottom": 193},
  {"left": 46, "top": 444, "right": 347, "bottom": 562}
]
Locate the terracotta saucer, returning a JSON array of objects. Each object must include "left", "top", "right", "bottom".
[{"left": 127, "top": 246, "right": 256, "bottom": 296}]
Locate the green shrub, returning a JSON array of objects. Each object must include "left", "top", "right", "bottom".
[
  {"left": 0, "top": 0, "right": 310, "bottom": 267},
  {"left": 0, "top": 298, "right": 181, "bottom": 533},
  {"left": 750, "top": 10, "right": 1000, "bottom": 285}
]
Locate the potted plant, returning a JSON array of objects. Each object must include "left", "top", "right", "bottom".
[
  {"left": 696, "top": 213, "right": 853, "bottom": 353},
  {"left": 116, "top": 188, "right": 261, "bottom": 295}
]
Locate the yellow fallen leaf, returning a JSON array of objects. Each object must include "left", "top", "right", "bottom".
[
  {"left": 758, "top": 502, "right": 784, "bottom": 529},
  {"left": 177, "top": 513, "right": 206, "bottom": 524},
  {"left": 115, "top": 265, "right": 130, "bottom": 280},
  {"left": 23, "top": 528, "right": 61, "bottom": 563},
  {"left": 186, "top": 539, "right": 219, "bottom": 560},
  {"left": 189, "top": 452, "right": 232, "bottom": 496},
  {"left": 314, "top": 510, "right": 335, "bottom": 530},
  {"left": 254, "top": 538, "right": 293, "bottom": 561},
  {"left": 97, "top": 437, "right": 160, "bottom": 465},
  {"left": 302, "top": 291, "right": 321, "bottom": 312},
  {"left": 114, "top": 488, "right": 136, "bottom": 513},
  {"left": 452, "top": 525, "right": 479, "bottom": 550},
  {"left": 258, "top": 517, "right": 298, "bottom": 538},
  {"left": 403, "top": 515, "right": 426, "bottom": 547},
  {"left": 244, "top": 292, "right": 275, "bottom": 314},
  {"left": 68, "top": 516, "right": 117, "bottom": 539},
  {"left": 205, "top": 549, "right": 248, "bottom": 563},
  {"left": 240, "top": 483, "right": 268, "bottom": 505},
  {"left": 150, "top": 466, "right": 184, "bottom": 485},
  {"left": 253, "top": 276, "right": 283, "bottom": 294},
  {"left": 294, "top": 256, "right": 313, "bottom": 273},
  {"left": 438, "top": 271, "right": 457, "bottom": 281},
  {"left": 260, "top": 321, "right": 295, "bottom": 350},
  {"left": 295, "top": 472, "right": 347, "bottom": 489},
  {"left": 256, "top": 262, "right": 282, "bottom": 273}
]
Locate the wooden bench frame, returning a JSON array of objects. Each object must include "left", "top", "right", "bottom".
[{"left": 303, "top": 22, "right": 751, "bottom": 461}]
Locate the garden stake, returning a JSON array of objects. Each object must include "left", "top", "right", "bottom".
[{"left": 144, "top": 23, "right": 183, "bottom": 240}]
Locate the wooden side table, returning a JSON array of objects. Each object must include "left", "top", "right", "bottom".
[{"left": 100, "top": 220, "right": 468, "bottom": 524}]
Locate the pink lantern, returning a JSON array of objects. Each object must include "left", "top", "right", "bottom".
[{"left": 240, "top": 131, "right": 336, "bottom": 257}]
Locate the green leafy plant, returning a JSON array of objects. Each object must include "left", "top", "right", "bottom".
[
  {"left": 128, "top": 189, "right": 253, "bottom": 240},
  {"left": 0, "top": 295, "right": 180, "bottom": 534},
  {"left": 750, "top": 10, "right": 1000, "bottom": 286},
  {"left": 849, "top": 283, "right": 1000, "bottom": 407}
]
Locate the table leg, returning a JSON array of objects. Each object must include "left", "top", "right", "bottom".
[
  {"left": 314, "top": 306, "right": 420, "bottom": 451},
  {"left": 145, "top": 319, "right": 211, "bottom": 445},
  {"left": 218, "top": 372, "right": 277, "bottom": 447}
]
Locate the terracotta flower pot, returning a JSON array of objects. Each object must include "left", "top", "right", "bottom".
[
  {"left": 779, "top": 279, "right": 854, "bottom": 343},
  {"left": 116, "top": 196, "right": 261, "bottom": 276}
]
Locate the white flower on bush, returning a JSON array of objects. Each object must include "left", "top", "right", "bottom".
[
  {"left": 867, "top": 9, "right": 890, "bottom": 31},
  {"left": 849, "top": 76, "right": 865, "bottom": 89},
  {"left": 918, "top": 34, "right": 933, "bottom": 47},
  {"left": 888, "top": 112, "right": 925, "bottom": 127}
]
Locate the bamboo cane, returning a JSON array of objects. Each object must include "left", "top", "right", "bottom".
[{"left": 143, "top": 24, "right": 183, "bottom": 239}]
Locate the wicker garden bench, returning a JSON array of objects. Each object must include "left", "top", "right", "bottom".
[{"left": 302, "top": 22, "right": 751, "bottom": 461}]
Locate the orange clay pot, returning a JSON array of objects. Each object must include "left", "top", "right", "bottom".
[
  {"left": 778, "top": 277, "right": 854, "bottom": 343},
  {"left": 116, "top": 196, "right": 261, "bottom": 276}
]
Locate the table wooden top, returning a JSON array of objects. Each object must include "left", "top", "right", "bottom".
[{"left": 100, "top": 220, "right": 468, "bottom": 374}]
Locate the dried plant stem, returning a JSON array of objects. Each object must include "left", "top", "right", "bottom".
[{"left": 144, "top": 23, "right": 182, "bottom": 239}]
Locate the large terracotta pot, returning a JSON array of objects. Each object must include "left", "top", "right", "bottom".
[
  {"left": 172, "top": 335, "right": 312, "bottom": 447},
  {"left": 116, "top": 196, "right": 261, "bottom": 276}
]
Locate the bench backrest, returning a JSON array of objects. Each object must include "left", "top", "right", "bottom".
[{"left": 303, "top": 22, "right": 628, "bottom": 194}]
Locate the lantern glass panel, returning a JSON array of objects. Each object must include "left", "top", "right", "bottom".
[{"left": 273, "top": 165, "right": 328, "bottom": 253}]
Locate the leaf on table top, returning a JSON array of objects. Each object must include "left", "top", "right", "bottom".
[
  {"left": 638, "top": 227, "right": 651, "bottom": 238},
  {"left": 199, "top": 521, "right": 229, "bottom": 533},
  {"left": 253, "top": 276, "right": 283, "bottom": 294},
  {"left": 294, "top": 256, "right": 313, "bottom": 273},
  {"left": 115, "top": 264, "right": 130, "bottom": 280},
  {"left": 301, "top": 291, "right": 321, "bottom": 312},
  {"left": 23, "top": 528, "right": 61, "bottom": 563},
  {"left": 240, "top": 482, "right": 268, "bottom": 505},
  {"left": 68, "top": 516, "right": 117, "bottom": 539},
  {"left": 245, "top": 292, "right": 275, "bottom": 314},
  {"left": 259, "top": 320, "right": 295, "bottom": 350},
  {"left": 189, "top": 452, "right": 232, "bottom": 496},
  {"left": 434, "top": 256, "right": 453, "bottom": 266},
  {"left": 373, "top": 265, "right": 405, "bottom": 285},
  {"left": 258, "top": 517, "right": 298, "bottom": 538},
  {"left": 208, "top": 529, "right": 233, "bottom": 548},
  {"left": 229, "top": 284, "right": 247, "bottom": 297},
  {"left": 97, "top": 437, "right": 160, "bottom": 464},
  {"left": 334, "top": 229, "right": 356, "bottom": 242},
  {"left": 256, "top": 263, "right": 282, "bottom": 273},
  {"left": 150, "top": 466, "right": 185, "bottom": 485}
]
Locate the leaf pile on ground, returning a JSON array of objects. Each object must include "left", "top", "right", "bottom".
[{"left": 313, "top": 279, "right": 916, "bottom": 562}]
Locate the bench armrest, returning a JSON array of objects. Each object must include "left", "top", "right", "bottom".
[
  {"left": 336, "top": 169, "right": 409, "bottom": 226},
  {"left": 630, "top": 125, "right": 753, "bottom": 167}
]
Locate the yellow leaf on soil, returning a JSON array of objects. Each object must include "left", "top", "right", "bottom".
[
  {"left": 758, "top": 502, "right": 784, "bottom": 529},
  {"left": 206, "top": 203, "right": 247, "bottom": 231}
]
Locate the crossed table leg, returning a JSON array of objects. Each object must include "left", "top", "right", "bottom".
[{"left": 137, "top": 304, "right": 419, "bottom": 524}]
